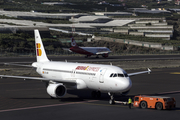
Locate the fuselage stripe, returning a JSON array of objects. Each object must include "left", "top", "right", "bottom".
[{"left": 43, "top": 68, "right": 96, "bottom": 76}]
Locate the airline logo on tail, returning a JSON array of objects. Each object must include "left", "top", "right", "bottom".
[
  {"left": 36, "top": 43, "right": 42, "bottom": 56},
  {"left": 71, "top": 37, "right": 77, "bottom": 47}
]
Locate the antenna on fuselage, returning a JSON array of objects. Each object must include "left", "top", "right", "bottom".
[
  {"left": 65, "top": 59, "right": 67, "bottom": 63},
  {"left": 110, "top": 62, "right": 112, "bottom": 66}
]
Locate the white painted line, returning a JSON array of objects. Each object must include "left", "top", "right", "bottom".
[{"left": 0, "top": 100, "right": 98, "bottom": 113}]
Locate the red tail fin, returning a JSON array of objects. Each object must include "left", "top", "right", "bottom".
[{"left": 71, "top": 37, "right": 77, "bottom": 47}]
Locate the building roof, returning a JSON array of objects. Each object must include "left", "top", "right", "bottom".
[
  {"left": 168, "top": 8, "right": 180, "bottom": 12},
  {"left": 103, "top": 20, "right": 135, "bottom": 26},
  {"left": 71, "top": 16, "right": 111, "bottom": 22},
  {"left": 0, "top": 10, "right": 88, "bottom": 19},
  {"left": 0, "top": 19, "right": 135, "bottom": 28},
  {"left": 94, "top": 12, "right": 132, "bottom": 16},
  {"left": 129, "top": 8, "right": 171, "bottom": 14}
]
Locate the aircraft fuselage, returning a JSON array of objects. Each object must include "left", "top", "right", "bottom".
[{"left": 33, "top": 61, "right": 132, "bottom": 93}]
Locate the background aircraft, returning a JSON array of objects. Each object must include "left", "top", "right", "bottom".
[
  {"left": 0, "top": 30, "right": 151, "bottom": 104},
  {"left": 50, "top": 27, "right": 111, "bottom": 58},
  {"left": 69, "top": 37, "right": 112, "bottom": 58}
]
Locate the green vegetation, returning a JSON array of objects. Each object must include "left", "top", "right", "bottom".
[
  {"left": 0, "top": 0, "right": 66, "bottom": 12},
  {"left": 0, "top": 33, "right": 63, "bottom": 55},
  {"left": 0, "top": 32, "right": 174, "bottom": 56},
  {"left": 0, "top": 0, "right": 179, "bottom": 56},
  {"left": 0, "top": 0, "right": 178, "bottom": 13}
]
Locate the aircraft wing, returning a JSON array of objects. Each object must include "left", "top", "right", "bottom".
[
  {"left": 4, "top": 63, "right": 35, "bottom": 68},
  {"left": 96, "top": 51, "right": 112, "bottom": 55},
  {"left": 62, "top": 48, "right": 72, "bottom": 52},
  {"left": 128, "top": 68, "right": 151, "bottom": 77},
  {"left": 0, "top": 75, "right": 76, "bottom": 84}
]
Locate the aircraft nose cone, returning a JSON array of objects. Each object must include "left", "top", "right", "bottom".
[{"left": 122, "top": 78, "right": 132, "bottom": 91}]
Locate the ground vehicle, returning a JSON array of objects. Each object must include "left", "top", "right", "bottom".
[{"left": 133, "top": 95, "right": 176, "bottom": 110}]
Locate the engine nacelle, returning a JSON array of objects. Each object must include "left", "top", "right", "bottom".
[
  {"left": 75, "top": 79, "right": 87, "bottom": 89},
  {"left": 47, "top": 83, "right": 67, "bottom": 98}
]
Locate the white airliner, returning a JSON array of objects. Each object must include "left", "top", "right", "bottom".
[
  {"left": 68, "top": 37, "right": 112, "bottom": 58},
  {"left": 0, "top": 30, "right": 151, "bottom": 104}
]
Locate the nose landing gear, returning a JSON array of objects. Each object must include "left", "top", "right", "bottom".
[{"left": 108, "top": 92, "right": 115, "bottom": 104}]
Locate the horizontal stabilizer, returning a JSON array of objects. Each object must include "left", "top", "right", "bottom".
[{"left": 4, "top": 63, "right": 35, "bottom": 68}]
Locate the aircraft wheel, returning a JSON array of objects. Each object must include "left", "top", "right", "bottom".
[
  {"left": 91, "top": 91, "right": 96, "bottom": 98},
  {"left": 96, "top": 91, "right": 101, "bottom": 98},
  {"left": 50, "top": 96, "right": 55, "bottom": 99},
  {"left": 109, "top": 99, "right": 115, "bottom": 105},
  {"left": 91, "top": 91, "right": 101, "bottom": 99}
]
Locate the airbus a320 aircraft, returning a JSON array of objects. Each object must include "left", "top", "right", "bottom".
[
  {"left": 0, "top": 30, "right": 151, "bottom": 104},
  {"left": 69, "top": 37, "right": 112, "bottom": 58}
]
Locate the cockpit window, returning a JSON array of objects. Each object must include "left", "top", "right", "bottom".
[
  {"left": 110, "top": 73, "right": 129, "bottom": 78},
  {"left": 118, "top": 74, "right": 124, "bottom": 77},
  {"left": 110, "top": 74, "right": 113, "bottom": 77},
  {"left": 124, "top": 73, "right": 128, "bottom": 77},
  {"left": 113, "top": 74, "right": 117, "bottom": 77},
  {"left": 123, "top": 71, "right": 129, "bottom": 77}
]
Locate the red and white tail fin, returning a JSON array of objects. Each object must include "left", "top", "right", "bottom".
[
  {"left": 71, "top": 37, "right": 77, "bottom": 47},
  {"left": 34, "top": 29, "right": 49, "bottom": 62}
]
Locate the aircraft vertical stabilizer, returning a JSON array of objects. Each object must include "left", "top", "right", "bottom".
[
  {"left": 34, "top": 29, "right": 49, "bottom": 62},
  {"left": 71, "top": 37, "right": 78, "bottom": 47}
]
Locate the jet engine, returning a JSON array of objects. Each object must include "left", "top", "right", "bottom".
[{"left": 47, "top": 83, "right": 67, "bottom": 98}]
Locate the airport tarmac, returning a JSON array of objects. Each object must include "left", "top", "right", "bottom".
[
  {"left": 0, "top": 54, "right": 180, "bottom": 63},
  {"left": 0, "top": 55, "right": 179, "bottom": 120}
]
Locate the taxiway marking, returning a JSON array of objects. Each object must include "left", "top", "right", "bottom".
[{"left": 0, "top": 100, "right": 99, "bottom": 113}]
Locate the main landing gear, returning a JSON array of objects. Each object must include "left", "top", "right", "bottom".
[
  {"left": 85, "top": 55, "right": 91, "bottom": 58},
  {"left": 91, "top": 91, "right": 101, "bottom": 99},
  {"left": 91, "top": 91, "right": 116, "bottom": 104},
  {"left": 108, "top": 92, "right": 115, "bottom": 105}
]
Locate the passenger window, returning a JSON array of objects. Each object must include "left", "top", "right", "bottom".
[
  {"left": 118, "top": 74, "right": 124, "bottom": 77},
  {"left": 113, "top": 74, "right": 117, "bottom": 77},
  {"left": 134, "top": 97, "right": 139, "bottom": 101},
  {"left": 110, "top": 74, "right": 113, "bottom": 77}
]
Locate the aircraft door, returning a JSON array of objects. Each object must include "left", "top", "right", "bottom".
[
  {"left": 99, "top": 68, "right": 107, "bottom": 83},
  {"left": 71, "top": 69, "right": 76, "bottom": 77}
]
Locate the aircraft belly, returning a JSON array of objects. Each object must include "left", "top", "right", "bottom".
[
  {"left": 70, "top": 47, "right": 94, "bottom": 55},
  {"left": 86, "top": 77, "right": 108, "bottom": 91}
]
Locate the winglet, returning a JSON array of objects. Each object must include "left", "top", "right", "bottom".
[{"left": 34, "top": 29, "right": 49, "bottom": 62}]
